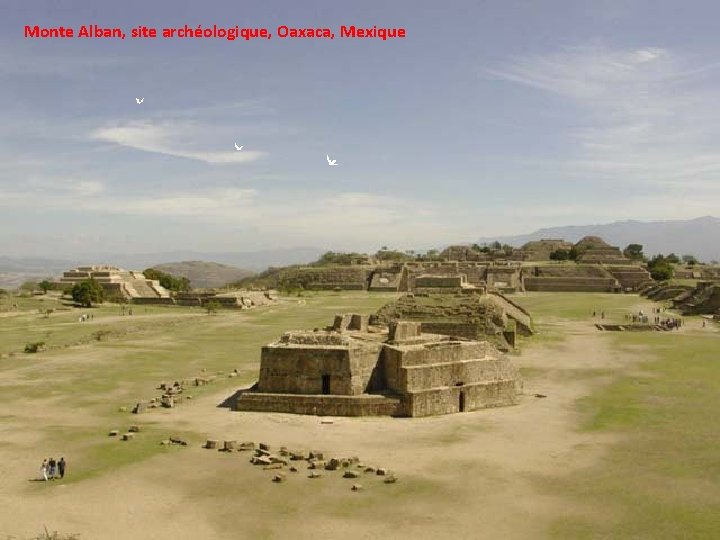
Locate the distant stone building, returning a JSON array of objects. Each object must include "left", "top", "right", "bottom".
[
  {"left": 56, "top": 265, "right": 171, "bottom": 301},
  {"left": 235, "top": 316, "right": 523, "bottom": 417}
]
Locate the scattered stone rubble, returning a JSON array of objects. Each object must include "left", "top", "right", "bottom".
[
  {"left": 204, "top": 439, "right": 398, "bottom": 490},
  {"left": 124, "top": 368, "right": 240, "bottom": 415}
]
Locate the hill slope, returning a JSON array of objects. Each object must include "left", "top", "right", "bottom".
[
  {"left": 477, "top": 216, "right": 720, "bottom": 262},
  {"left": 152, "top": 261, "right": 255, "bottom": 289}
]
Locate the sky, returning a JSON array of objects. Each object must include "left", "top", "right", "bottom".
[{"left": 2, "top": 0, "right": 720, "bottom": 258}]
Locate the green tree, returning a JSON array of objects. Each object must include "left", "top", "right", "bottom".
[
  {"left": 39, "top": 279, "right": 53, "bottom": 294},
  {"left": 682, "top": 254, "right": 698, "bottom": 266},
  {"left": 549, "top": 249, "right": 569, "bottom": 261},
  {"left": 665, "top": 253, "right": 681, "bottom": 264},
  {"left": 623, "top": 243, "right": 645, "bottom": 261},
  {"left": 205, "top": 300, "right": 221, "bottom": 315},
  {"left": 568, "top": 247, "right": 579, "bottom": 261},
  {"left": 71, "top": 279, "right": 104, "bottom": 307},
  {"left": 647, "top": 255, "right": 674, "bottom": 281},
  {"left": 143, "top": 268, "right": 191, "bottom": 292},
  {"left": 375, "top": 249, "right": 413, "bottom": 262},
  {"left": 425, "top": 249, "right": 440, "bottom": 261}
]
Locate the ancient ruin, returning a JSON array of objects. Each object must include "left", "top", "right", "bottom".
[
  {"left": 56, "top": 265, "right": 171, "bottom": 301},
  {"left": 373, "top": 292, "right": 533, "bottom": 351},
  {"left": 235, "top": 316, "right": 523, "bottom": 417},
  {"left": 272, "top": 236, "right": 655, "bottom": 294}
]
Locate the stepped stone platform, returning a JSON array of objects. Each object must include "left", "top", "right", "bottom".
[
  {"left": 56, "top": 265, "right": 171, "bottom": 300},
  {"left": 235, "top": 318, "right": 523, "bottom": 418}
]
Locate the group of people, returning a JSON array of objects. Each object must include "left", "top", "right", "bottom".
[
  {"left": 40, "top": 457, "right": 66, "bottom": 481},
  {"left": 77, "top": 313, "right": 93, "bottom": 323},
  {"left": 623, "top": 310, "right": 684, "bottom": 329}
]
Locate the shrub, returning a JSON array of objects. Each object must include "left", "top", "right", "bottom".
[{"left": 24, "top": 342, "right": 47, "bottom": 353}]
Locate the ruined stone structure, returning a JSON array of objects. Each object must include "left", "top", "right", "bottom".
[
  {"left": 574, "top": 236, "right": 629, "bottom": 263},
  {"left": 511, "top": 239, "right": 574, "bottom": 261},
  {"left": 235, "top": 318, "right": 523, "bottom": 417},
  {"left": 174, "top": 290, "right": 276, "bottom": 308},
  {"left": 373, "top": 293, "right": 533, "bottom": 351},
  {"left": 56, "top": 265, "right": 171, "bottom": 301},
  {"left": 521, "top": 265, "right": 618, "bottom": 292},
  {"left": 270, "top": 236, "right": 655, "bottom": 294},
  {"left": 440, "top": 245, "right": 492, "bottom": 262},
  {"left": 672, "top": 282, "right": 720, "bottom": 315}
]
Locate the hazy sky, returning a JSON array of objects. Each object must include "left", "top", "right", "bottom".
[{"left": 2, "top": 0, "right": 720, "bottom": 257}]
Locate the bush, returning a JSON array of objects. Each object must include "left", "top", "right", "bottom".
[
  {"left": 71, "top": 279, "right": 104, "bottom": 307},
  {"left": 24, "top": 342, "right": 47, "bottom": 353}
]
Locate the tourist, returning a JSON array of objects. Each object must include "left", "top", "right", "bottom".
[
  {"left": 40, "top": 459, "right": 48, "bottom": 481},
  {"left": 48, "top": 457, "right": 56, "bottom": 480},
  {"left": 58, "top": 457, "right": 66, "bottom": 479}
]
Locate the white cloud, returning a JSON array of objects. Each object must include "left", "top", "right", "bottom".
[
  {"left": 0, "top": 177, "right": 463, "bottom": 249},
  {"left": 91, "top": 121, "right": 265, "bottom": 164},
  {"left": 485, "top": 44, "right": 720, "bottom": 193}
]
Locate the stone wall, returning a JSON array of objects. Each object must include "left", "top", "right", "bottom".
[
  {"left": 402, "top": 379, "right": 520, "bottom": 417},
  {"left": 258, "top": 343, "right": 382, "bottom": 396},
  {"left": 606, "top": 266, "right": 652, "bottom": 290},
  {"left": 523, "top": 277, "right": 619, "bottom": 292},
  {"left": 279, "top": 267, "right": 370, "bottom": 290},
  {"left": 236, "top": 392, "right": 402, "bottom": 416}
]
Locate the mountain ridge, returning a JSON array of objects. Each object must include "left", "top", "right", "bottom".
[{"left": 476, "top": 216, "right": 720, "bottom": 261}]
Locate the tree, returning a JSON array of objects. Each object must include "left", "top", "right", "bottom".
[
  {"left": 647, "top": 255, "right": 674, "bottom": 281},
  {"left": 549, "top": 249, "right": 569, "bottom": 261},
  {"left": 665, "top": 253, "right": 681, "bottom": 264},
  {"left": 682, "top": 254, "right": 699, "bottom": 266},
  {"left": 71, "top": 279, "right": 104, "bottom": 307},
  {"left": 39, "top": 280, "right": 53, "bottom": 294},
  {"left": 491, "top": 241, "right": 502, "bottom": 251},
  {"left": 568, "top": 247, "right": 579, "bottom": 261},
  {"left": 425, "top": 249, "right": 441, "bottom": 261},
  {"left": 623, "top": 244, "right": 644, "bottom": 261},
  {"left": 205, "top": 300, "right": 221, "bottom": 315},
  {"left": 143, "top": 268, "right": 191, "bottom": 292},
  {"left": 375, "top": 249, "right": 413, "bottom": 262}
]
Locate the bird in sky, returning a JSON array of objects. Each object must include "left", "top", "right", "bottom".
[
  {"left": 135, "top": 98, "right": 144, "bottom": 104},
  {"left": 326, "top": 154, "right": 338, "bottom": 166},
  {"left": 234, "top": 143, "right": 243, "bottom": 151}
]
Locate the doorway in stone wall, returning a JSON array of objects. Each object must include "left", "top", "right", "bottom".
[
  {"left": 322, "top": 374, "right": 331, "bottom": 395},
  {"left": 459, "top": 390, "right": 466, "bottom": 412}
]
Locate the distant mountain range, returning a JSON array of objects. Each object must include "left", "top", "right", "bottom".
[
  {"left": 477, "top": 216, "right": 720, "bottom": 262},
  {"left": 152, "top": 261, "right": 255, "bottom": 289}
]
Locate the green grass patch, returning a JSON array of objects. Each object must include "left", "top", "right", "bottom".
[{"left": 549, "top": 331, "right": 720, "bottom": 539}]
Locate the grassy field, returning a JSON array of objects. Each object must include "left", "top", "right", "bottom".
[
  {"left": 2, "top": 290, "right": 719, "bottom": 539},
  {"left": 511, "top": 293, "right": 720, "bottom": 539},
  {"left": 548, "top": 331, "right": 720, "bottom": 539},
  {"left": 0, "top": 292, "right": 397, "bottom": 489}
]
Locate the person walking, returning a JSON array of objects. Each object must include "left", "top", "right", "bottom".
[
  {"left": 58, "top": 457, "right": 66, "bottom": 479},
  {"left": 40, "top": 459, "right": 48, "bottom": 481},
  {"left": 48, "top": 457, "right": 56, "bottom": 480}
]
